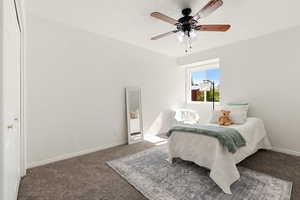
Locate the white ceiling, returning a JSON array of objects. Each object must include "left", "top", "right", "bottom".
[{"left": 27, "top": 0, "right": 300, "bottom": 57}]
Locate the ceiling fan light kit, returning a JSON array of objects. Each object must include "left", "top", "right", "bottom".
[{"left": 150, "top": 0, "right": 231, "bottom": 53}]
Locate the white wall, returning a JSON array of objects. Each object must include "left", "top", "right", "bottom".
[
  {"left": 0, "top": 0, "right": 4, "bottom": 197},
  {"left": 25, "top": 7, "right": 300, "bottom": 168},
  {"left": 178, "top": 25, "right": 300, "bottom": 155},
  {"left": 25, "top": 13, "right": 185, "bottom": 167}
]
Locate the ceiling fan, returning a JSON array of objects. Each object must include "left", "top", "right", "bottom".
[{"left": 150, "top": 0, "right": 231, "bottom": 53}]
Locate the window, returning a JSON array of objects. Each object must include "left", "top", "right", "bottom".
[{"left": 185, "top": 59, "right": 220, "bottom": 103}]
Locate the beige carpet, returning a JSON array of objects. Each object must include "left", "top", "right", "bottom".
[{"left": 18, "top": 141, "right": 300, "bottom": 200}]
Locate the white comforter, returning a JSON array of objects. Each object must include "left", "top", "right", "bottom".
[{"left": 168, "top": 117, "right": 272, "bottom": 194}]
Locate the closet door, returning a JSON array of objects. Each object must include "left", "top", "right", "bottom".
[{"left": 2, "top": 0, "right": 21, "bottom": 199}]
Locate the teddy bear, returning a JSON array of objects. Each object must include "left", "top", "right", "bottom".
[{"left": 218, "top": 110, "right": 233, "bottom": 126}]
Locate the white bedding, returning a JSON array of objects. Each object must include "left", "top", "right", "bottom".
[{"left": 168, "top": 117, "right": 272, "bottom": 194}]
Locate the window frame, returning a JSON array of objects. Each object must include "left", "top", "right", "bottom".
[{"left": 184, "top": 58, "right": 220, "bottom": 104}]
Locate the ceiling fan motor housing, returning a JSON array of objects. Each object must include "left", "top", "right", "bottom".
[
  {"left": 182, "top": 8, "right": 192, "bottom": 16},
  {"left": 178, "top": 8, "right": 195, "bottom": 33}
]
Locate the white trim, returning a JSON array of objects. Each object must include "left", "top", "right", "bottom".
[
  {"left": 186, "top": 101, "right": 221, "bottom": 105},
  {"left": 180, "top": 58, "right": 220, "bottom": 68},
  {"left": 13, "top": 177, "right": 20, "bottom": 200},
  {"left": 27, "top": 144, "right": 300, "bottom": 168},
  {"left": 185, "top": 58, "right": 220, "bottom": 104},
  {"left": 271, "top": 147, "right": 300, "bottom": 157},
  {"left": 20, "top": 35, "right": 26, "bottom": 177},
  {"left": 18, "top": 0, "right": 26, "bottom": 177},
  {"left": 28, "top": 139, "right": 126, "bottom": 168}
]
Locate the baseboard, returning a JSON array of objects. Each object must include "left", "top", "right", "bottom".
[
  {"left": 28, "top": 139, "right": 126, "bottom": 168},
  {"left": 15, "top": 177, "right": 20, "bottom": 200},
  {"left": 27, "top": 142, "right": 300, "bottom": 168},
  {"left": 271, "top": 147, "right": 300, "bottom": 157}
]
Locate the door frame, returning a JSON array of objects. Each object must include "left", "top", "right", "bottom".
[
  {"left": 15, "top": 0, "right": 26, "bottom": 177},
  {"left": 20, "top": 19, "right": 26, "bottom": 177}
]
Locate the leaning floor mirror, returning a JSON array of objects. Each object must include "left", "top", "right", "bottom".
[{"left": 125, "top": 87, "right": 143, "bottom": 144}]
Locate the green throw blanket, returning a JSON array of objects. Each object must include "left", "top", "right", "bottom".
[{"left": 167, "top": 124, "right": 246, "bottom": 153}]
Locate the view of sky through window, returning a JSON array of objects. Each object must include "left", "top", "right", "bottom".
[{"left": 191, "top": 68, "right": 220, "bottom": 86}]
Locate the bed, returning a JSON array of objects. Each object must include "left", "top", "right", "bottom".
[{"left": 168, "top": 117, "right": 272, "bottom": 194}]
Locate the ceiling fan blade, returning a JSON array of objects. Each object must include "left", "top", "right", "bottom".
[
  {"left": 195, "top": 24, "right": 231, "bottom": 32},
  {"left": 193, "top": 0, "right": 223, "bottom": 21},
  {"left": 151, "top": 12, "right": 179, "bottom": 25},
  {"left": 151, "top": 30, "right": 178, "bottom": 40}
]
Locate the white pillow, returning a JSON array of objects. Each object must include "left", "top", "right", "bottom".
[
  {"left": 230, "top": 110, "right": 247, "bottom": 124},
  {"left": 209, "top": 110, "right": 247, "bottom": 125},
  {"left": 224, "top": 103, "right": 249, "bottom": 113}
]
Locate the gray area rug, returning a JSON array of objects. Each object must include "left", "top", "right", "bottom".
[{"left": 107, "top": 145, "right": 292, "bottom": 200}]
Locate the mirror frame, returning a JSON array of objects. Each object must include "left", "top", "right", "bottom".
[{"left": 125, "top": 87, "right": 143, "bottom": 144}]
